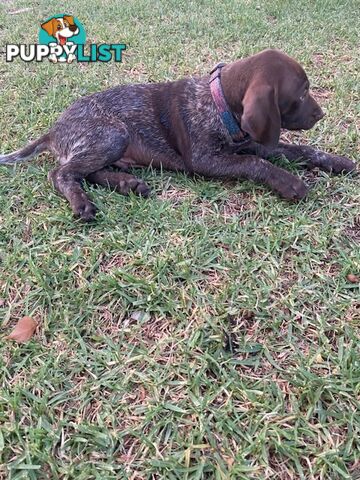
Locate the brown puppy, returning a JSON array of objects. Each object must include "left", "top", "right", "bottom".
[{"left": 0, "top": 49, "right": 356, "bottom": 221}]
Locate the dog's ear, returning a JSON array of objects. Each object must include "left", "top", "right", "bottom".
[
  {"left": 64, "top": 15, "right": 75, "bottom": 26},
  {"left": 241, "top": 83, "right": 281, "bottom": 147},
  {"left": 41, "top": 18, "right": 57, "bottom": 37}
]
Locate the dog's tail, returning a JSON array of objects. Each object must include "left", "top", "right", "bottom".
[{"left": 0, "top": 134, "right": 50, "bottom": 165}]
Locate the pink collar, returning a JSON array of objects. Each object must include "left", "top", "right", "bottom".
[{"left": 209, "top": 63, "right": 250, "bottom": 145}]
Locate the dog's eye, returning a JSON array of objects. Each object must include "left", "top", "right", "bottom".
[
  {"left": 57, "top": 24, "right": 62, "bottom": 30},
  {"left": 299, "top": 88, "right": 309, "bottom": 102}
]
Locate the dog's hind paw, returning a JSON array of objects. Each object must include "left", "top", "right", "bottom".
[
  {"left": 71, "top": 193, "right": 97, "bottom": 222},
  {"left": 116, "top": 176, "right": 151, "bottom": 197}
]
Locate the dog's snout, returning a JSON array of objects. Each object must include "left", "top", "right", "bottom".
[{"left": 69, "top": 24, "right": 78, "bottom": 32}]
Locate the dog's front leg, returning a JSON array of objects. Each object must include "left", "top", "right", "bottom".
[
  {"left": 194, "top": 154, "right": 308, "bottom": 200},
  {"left": 259, "top": 143, "right": 356, "bottom": 174}
]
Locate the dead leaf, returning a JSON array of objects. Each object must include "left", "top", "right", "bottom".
[
  {"left": 224, "top": 455, "right": 235, "bottom": 468},
  {"left": 139, "top": 386, "right": 146, "bottom": 402},
  {"left": 6, "top": 316, "right": 37, "bottom": 343},
  {"left": 314, "top": 353, "right": 324, "bottom": 363}
]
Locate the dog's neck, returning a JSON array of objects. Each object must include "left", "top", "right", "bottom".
[
  {"left": 209, "top": 63, "right": 250, "bottom": 144},
  {"left": 219, "top": 60, "right": 251, "bottom": 118}
]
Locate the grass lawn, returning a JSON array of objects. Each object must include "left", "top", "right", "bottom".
[{"left": 0, "top": 0, "right": 359, "bottom": 478}]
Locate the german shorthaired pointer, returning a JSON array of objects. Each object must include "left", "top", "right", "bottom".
[{"left": 1, "top": 49, "right": 356, "bottom": 221}]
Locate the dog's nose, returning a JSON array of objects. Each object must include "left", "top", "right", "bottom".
[
  {"left": 314, "top": 109, "right": 325, "bottom": 122},
  {"left": 312, "top": 108, "right": 325, "bottom": 122},
  {"left": 69, "top": 25, "right": 78, "bottom": 32}
]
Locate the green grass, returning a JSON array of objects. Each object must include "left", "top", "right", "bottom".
[{"left": 0, "top": 0, "right": 360, "bottom": 478}]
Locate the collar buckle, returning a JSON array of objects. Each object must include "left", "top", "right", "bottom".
[{"left": 208, "top": 62, "right": 226, "bottom": 80}]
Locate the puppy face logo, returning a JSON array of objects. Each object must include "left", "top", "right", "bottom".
[
  {"left": 38, "top": 14, "right": 86, "bottom": 63},
  {"left": 41, "top": 15, "right": 79, "bottom": 46}
]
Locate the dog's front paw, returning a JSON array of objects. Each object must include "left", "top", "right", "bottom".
[
  {"left": 311, "top": 152, "right": 357, "bottom": 174},
  {"left": 271, "top": 174, "right": 309, "bottom": 201},
  {"left": 327, "top": 155, "right": 357, "bottom": 174}
]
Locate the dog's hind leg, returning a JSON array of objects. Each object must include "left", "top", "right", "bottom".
[
  {"left": 86, "top": 169, "right": 150, "bottom": 197},
  {"left": 49, "top": 122, "right": 130, "bottom": 221}
]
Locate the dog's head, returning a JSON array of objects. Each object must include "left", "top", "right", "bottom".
[
  {"left": 41, "top": 15, "right": 79, "bottom": 45},
  {"left": 222, "top": 49, "right": 325, "bottom": 147}
]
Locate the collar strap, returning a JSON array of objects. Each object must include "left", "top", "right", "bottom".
[{"left": 209, "top": 63, "right": 250, "bottom": 144}]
